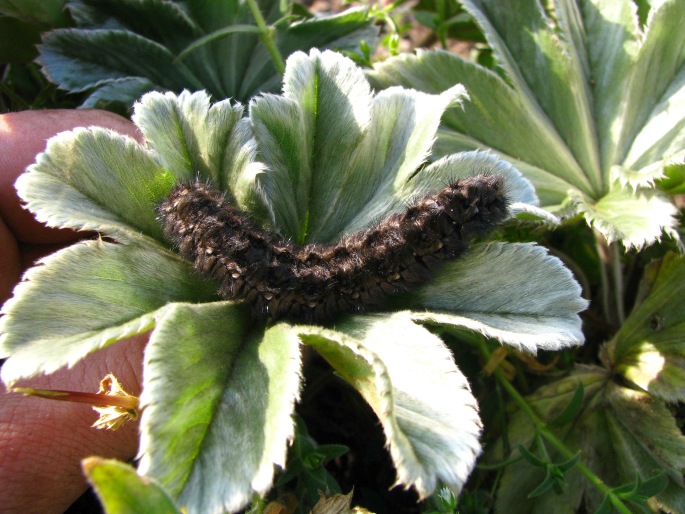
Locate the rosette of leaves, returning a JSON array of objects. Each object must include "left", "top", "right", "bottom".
[
  {"left": 37, "top": 0, "right": 378, "bottom": 109},
  {"left": 0, "top": 50, "right": 587, "bottom": 513},
  {"left": 368, "top": 0, "right": 685, "bottom": 250}
]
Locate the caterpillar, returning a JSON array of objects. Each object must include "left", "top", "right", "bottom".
[{"left": 158, "top": 175, "right": 508, "bottom": 323}]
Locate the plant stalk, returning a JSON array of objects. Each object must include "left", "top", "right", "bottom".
[
  {"left": 611, "top": 242, "right": 626, "bottom": 324},
  {"left": 595, "top": 234, "right": 613, "bottom": 325},
  {"left": 246, "top": 0, "right": 286, "bottom": 75}
]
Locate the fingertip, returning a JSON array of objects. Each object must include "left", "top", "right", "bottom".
[
  {"left": 0, "top": 214, "right": 20, "bottom": 306},
  {"left": 0, "top": 110, "right": 141, "bottom": 244},
  {"left": 0, "top": 333, "right": 148, "bottom": 513}
]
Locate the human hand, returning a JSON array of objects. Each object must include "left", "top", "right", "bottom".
[{"left": 0, "top": 110, "right": 147, "bottom": 514}]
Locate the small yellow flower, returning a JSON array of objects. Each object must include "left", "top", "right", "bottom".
[
  {"left": 12, "top": 373, "right": 139, "bottom": 430},
  {"left": 91, "top": 374, "right": 139, "bottom": 430}
]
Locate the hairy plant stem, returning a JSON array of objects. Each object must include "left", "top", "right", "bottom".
[
  {"left": 595, "top": 234, "right": 613, "bottom": 324},
  {"left": 595, "top": 234, "right": 626, "bottom": 328},
  {"left": 611, "top": 242, "right": 626, "bottom": 324},
  {"left": 246, "top": 0, "right": 285, "bottom": 75},
  {"left": 477, "top": 340, "right": 632, "bottom": 514}
]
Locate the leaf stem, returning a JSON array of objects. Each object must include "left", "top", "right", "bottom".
[
  {"left": 595, "top": 234, "right": 613, "bottom": 324},
  {"left": 477, "top": 340, "right": 633, "bottom": 514},
  {"left": 611, "top": 242, "right": 626, "bottom": 324},
  {"left": 246, "top": 0, "right": 286, "bottom": 75}
]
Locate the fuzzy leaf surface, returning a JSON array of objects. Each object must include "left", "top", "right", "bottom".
[
  {"left": 570, "top": 185, "right": 679, "bottom": 249},
  {"left": 0, "top": 241, "right": 215, "bottom": 385},
  {"left": 139, "top": 303, "right": 302, "bottom": 514},
  {"left": 298, "top": 312, "right": 481, "bottom": 498},
  {"left": 368, "top": 0, "right": 685, "bottom": 249},
  {"left": 131, "top": 90, "right": 266, "bottom": 214},
  {"left": 83, "top": 457, "right": 181, "bottom": 514},
  {"left": 251, "top": 49, "right": 540, "bottom": 243},
  {"left": 410, "top": 243, "right": 588, "bottom": 352},
  {"left": 492, "top": 367, "right": 685, "bottom": 514},
  {"left": 16, "top": 126, "right": 172, "bottom": 244}
]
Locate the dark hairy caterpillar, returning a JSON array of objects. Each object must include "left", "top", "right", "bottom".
[{"left": 158, "top": 175, "right": 508, "bottom": 323}]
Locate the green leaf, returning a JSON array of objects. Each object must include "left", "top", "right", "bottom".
[
  {"left": 517, "top": 444, "right": 548, "bottom": 469},
  {"left": 580, "top": 0, "right": 640, "bottom": 174},
  {"left": 492, "top": 367, "right": 685, "bottom": 514},
  {"left": 39, "top": 28, "right": 206, "bottom": 93},
  {"left": 38, "top": 0, "right": 378, "bottom": 106},
  {"left": 131, "top": 90, "right": 265, "bottom": 214},
  {"left": 298, "top": 312, "right": 482, "bottom": 498},
  {"left": 344, "top": 150, "right": 551, "bottom": 235},
  {"left": 176, "top": 24, "right": 264, "bottom": 62},
  {"left": 68, "top": 0, "right": 200, "bottom": 47},
  {"left": 138, "top": 303, "right": 302, "bottom": 514},
  {"left": 614, "top": 0, "right": 685, "bottom": 166},
  {"left": 460, "top": 0, "right": 601, "bottom": 190},
  {"left": 16, "top": 127, "right": 174, "bottom": 244},
  {"left": 16, "top": 89, "right": 267, "bottom": 242},
  {"left": 80, "top": 77, "right": 159, "bottom": 110},
  {"left": 0, "top": 0, "right": 70, "bottom": 26},
  {"left": 276, "top": 416, "right": 345, "bottom": 508},
  {"left": 368, "top": 0, "right": 685, "bottom": 249},
  {"left": 410, "top": 243, "right": 588, "bottom": 352},
  {"left": 83, "top": 457, "right": 181, "bottom": 514},
  {"left": 368, "top": 50, "right": 593, "bottom": 199},
  {"left": 249, "top": 47, "right": 375, "bottom": 242},
  {"left": 280, "top": 7, "right": 377, "bottom": 59},
  {"left": 621, "top": 62, "right": 685, "bottom": 185},
  {"left": 0, "top": 241, "right": 215, "bottom": 385},
  {"left": 547, "top": 382, "right": 584, "bottom": 428},
  {"left": 432, "top": 129, "right": 574, "bottom": 209},
  {"left": 517, "top": 443, "right": 580, "bottom": 499},
  {"left": 570, "top": 185, "right": 679, "bottom": 250},
  {"left": 656, "top": 161, "right": 685, "bottom": 194},
  {"left": 605, "top": 252, "right": 685, "bottom": 402},
  {"left": 614, "top": 470, "right": 669, "bottom": 501},
  {"left": 252, "top": 49, "right": 542, "bottom": 243}
]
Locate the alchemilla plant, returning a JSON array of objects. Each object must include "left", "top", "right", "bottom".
[
  {"left": 0, "top": 49, "right": 588, "bottom": 513},
  {"left": 370, "top": 0, "right": 685, "bottom": 250},
  {"left": 368, "top": 1, "right": 685, "bottom": 512}
]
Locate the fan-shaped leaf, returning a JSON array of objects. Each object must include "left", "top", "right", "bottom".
[
  {"left": 298, "top": 312, "right": 481, "bottom": 498},
  {"left": 492, "top": 367, "right": 685, "bottom": 514},
  {"left": 410, "top": 243, "right": 588, "bottom": 352},
  {"left": 368, "top": 0, "right": 685, "bottom": 249},
  {"left": 16, "top": 127, "right": 173, "bottom": 243},
  {"left": 139, "top": 303, "right": 302, "bottom": 514},
  {"left": 132, "top": 90, "right": 265, "bottom": 213},
  {"left": 252, "top": 50, "right": 541, "bottom": 243},
  {"left": 38, "top": 0, "right": 378, "bottom": 105},
  {"left": 39, "top": 28, "right": 204, "bottom": 93},
  {"left": 0, "top": 241, "right": 215, "bottom": 385},
  {"left": 605, "top": 252, "right": 685, "bottom": 402}
]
